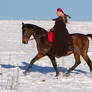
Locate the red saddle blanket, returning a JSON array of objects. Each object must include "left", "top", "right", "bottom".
[{"left": 48, "top": 28, "right": 54, "bottom": 45}]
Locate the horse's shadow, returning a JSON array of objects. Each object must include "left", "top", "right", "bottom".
[
  {"left": 19, "top": 62, "right": 68, "bottom": 74},
  {"left": 0, "top": 62, "right": 87, "bottom": 75}
]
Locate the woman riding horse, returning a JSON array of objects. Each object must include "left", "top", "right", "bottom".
[
  {"left": 48, "top": 8, "right": 73, "bottom": 57},
  {"left": 22, "top": 23, "right": 92, "bottom": 76}
]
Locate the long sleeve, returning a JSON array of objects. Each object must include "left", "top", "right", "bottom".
[{"left": 52, "top": 17, "right": 61, "bottom": 21}]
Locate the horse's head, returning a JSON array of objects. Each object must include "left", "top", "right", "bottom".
[{"left": 22, "top": 22, "right": 33, "bottom": 44}]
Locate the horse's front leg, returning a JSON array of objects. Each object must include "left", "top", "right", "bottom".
[{"left": 26, "top": 53, "right": 44, "bottom": 75}]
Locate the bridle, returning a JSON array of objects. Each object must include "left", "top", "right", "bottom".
[{"left": 29, "top": 32, "right": 48, "bottom": 41}]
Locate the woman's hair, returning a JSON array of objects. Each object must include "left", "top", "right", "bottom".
[{"left": 66, "top": 15, "right": 71, "bottom": 19}]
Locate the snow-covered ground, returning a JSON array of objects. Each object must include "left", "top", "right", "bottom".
[{"left": 0, "top": 20, "right": 92, "bottom": 92}]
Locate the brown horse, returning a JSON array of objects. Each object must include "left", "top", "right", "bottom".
[{"left": 22, "top": 22, "right": 92, "bottom": 76}]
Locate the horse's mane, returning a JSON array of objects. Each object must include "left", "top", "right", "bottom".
[{"left": 24, "top": 24, "right": 47, "bottom": 33}]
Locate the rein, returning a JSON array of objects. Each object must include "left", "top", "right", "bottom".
[
  {"left": 29, "top": 32, "right": 48, "bottom": 41},
  {"left": 29, "top": 38, "right": 35, "bottom": 41}
]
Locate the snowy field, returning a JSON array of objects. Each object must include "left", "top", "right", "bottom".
[{"left": 0, "top": 20, "right": 92, "bottom": 92}]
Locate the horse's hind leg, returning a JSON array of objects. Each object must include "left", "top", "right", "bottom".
[
  {"left": 48, "top": 55, "right": 59, "bottom": 76},
  {"left": 81, "top": 52, "right": 92, "bottom": 71},
  {"left": 26, "top": 53, "right": 44, "bottom": 75},
  {"left": 66, "top": 53, "right": 81, "bottom": 76}
]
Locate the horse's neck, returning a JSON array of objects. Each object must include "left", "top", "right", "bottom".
[
  {"left": 32, "top": 30, "right": 47, "bottom": 42},
  {"left": 32, "top": 30, "right": 40, "bottom": 39}
]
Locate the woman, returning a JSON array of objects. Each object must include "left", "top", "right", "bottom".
[
  {"left": 54, "top": 8, "right": 71, "bottom": 24},
  {"left": 48, "top": 8, "right": 73, "bottom": 57}
]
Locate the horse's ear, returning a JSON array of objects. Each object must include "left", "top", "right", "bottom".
[{"left": 22, "top": 22, "right": 24, "bottom": 26}]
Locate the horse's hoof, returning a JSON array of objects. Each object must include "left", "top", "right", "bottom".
[
  {"left": 56, "top": 73, "right": 60, "bottom": 77},
  {"left": 26, "top": 72, "right": 30, "bottom": 75},
  {"left": 63, "top": 73, "right": 70, "bottom": 77},
  {"left": 23, "top": 71, "right": 30, "bottom": 76}
]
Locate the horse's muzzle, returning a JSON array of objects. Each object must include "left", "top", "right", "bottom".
[
  {"left": 22, "top": 37, "right": 28, "bottom": 44},
  {"left": 22, "top": 41, "right": 28, "bottom": 44}
]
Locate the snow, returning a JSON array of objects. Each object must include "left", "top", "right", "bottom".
[{"left": 0, "top": 20, "right": 92, "bottom": 92}]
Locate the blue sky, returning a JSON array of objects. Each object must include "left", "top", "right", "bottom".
[{"left": 0, "top": 0, "right": 92, "bottom": 21}]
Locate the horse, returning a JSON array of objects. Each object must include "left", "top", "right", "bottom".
[{"left": 22, "top": 22, "right": 92, "bottom": 76}]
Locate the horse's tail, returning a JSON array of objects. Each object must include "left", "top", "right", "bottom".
[{"left": 86, "top": 34, "right": 92, "bottom": 40}]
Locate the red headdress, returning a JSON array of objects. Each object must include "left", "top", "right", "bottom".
[{"left": 57, "top": 8, "right": 66, "bottom": 16}]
